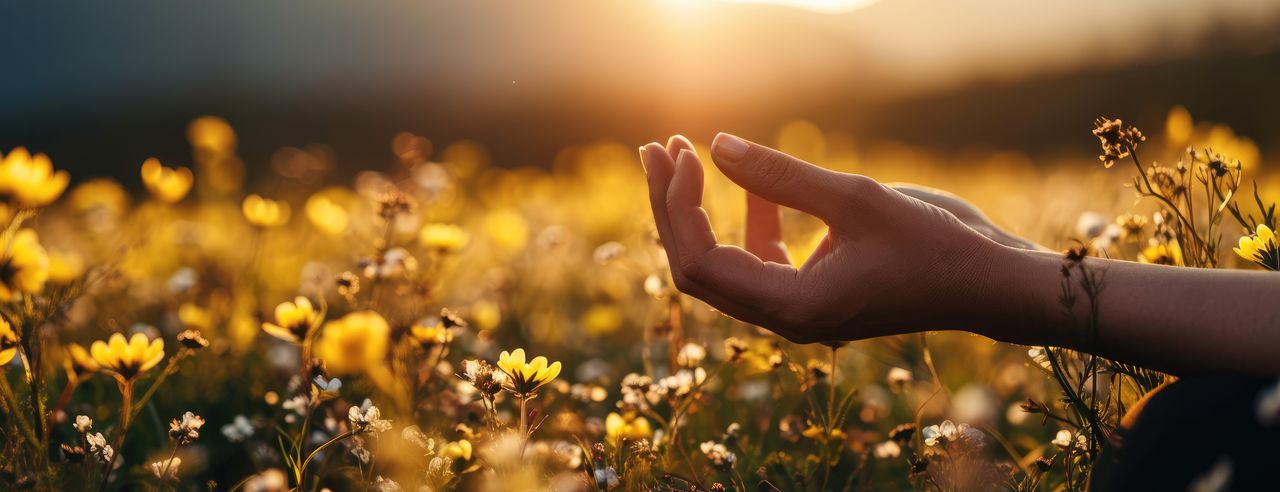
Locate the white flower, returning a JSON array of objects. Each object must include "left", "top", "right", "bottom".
[
  {"left": 1257, "top": 379, "right": 1280, "bottom": 426},
  {"left": 620, "top": 373, "right": 660, "bottom": 410},
  {"left": 592, "top": 242, "right": 626, "bottom": 264},
  {"left": 86, "top": 432, "right": 113, "bottom": 462},
  {"left": 73, "top": 415, "right": 93, "bottom": 433},
  {"left": 1076, "top": 211, "right": 1107, "bottom": 239},
  {"left": 150, "top": 457, "right": 181, "bottom": 480},
  {"left": 372, "top": 476, "right": 402, "bottom": 492},
  {"left": 675, "top": 342, "right": 706, "bottom": 368},
  {"left": 221, "top": 415, "right": 255, "bottom": 442},
  {"left": 659, "top": 368, "right": 707, "bottom": 398},
  {"left": 1188, "top": 457, "right": 1233, "bottom": 492},
  {"left": 168, "top": 411, "right": 206, "bottom": 444},
  {"left": 313, "top": 375, "right": 343, "bottom": 400},
  {"left": 921, "top": 420, "right": 968, "bottom": 446},
  {"left": 349, "top": 399, "right": 393, "bottom": 433},
  {"left": 1027, "top": 348, "right": 1053, "bottom": 371},
  {"left": 699, "top": 441, "right": 736, "bottom": 469},
  {"left": 1051, "top": 429, "right": 1085, "bottom": 449},
  {"left": 594, "top": 467, "right": 620, "bottom": 490},
  {"left": 282, "top": 395, "right": 310, "bottom": 414},
  {"left": 873, "top": 440, "right": 901, "bottom": 459},
  {"left": 887, "top": 367, "right": 912, "bottom": 391},
  {"left": 401, "top": 425, "right": 435, "bottom": 451}
]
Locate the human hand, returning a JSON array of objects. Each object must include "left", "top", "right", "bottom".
[
  {"left": 890, "top": 184, "right": 1046, "bottom": 251},
  {"left": 639, "top": 134, "right": 1018, "bottom": 344}
]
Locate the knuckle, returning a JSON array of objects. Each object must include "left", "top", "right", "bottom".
[
  {"left": 756, "top": 153, "right": 799, "bottom": 189},
  {"left": 677, "top": 254, "right": 704, "bottom": 282}
]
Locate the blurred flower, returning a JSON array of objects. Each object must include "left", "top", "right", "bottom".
[
  {"left": 699, "top": 441, "right": 736, "bottom": 470},
  {"left": 222, "top": 415, "right": 255, "bottom": 442},
  {"left": 0, "top": 229, "right": 50, "bottom": 301},
  {"left": 1257, "top": 379, "right": 1280, "bottom": 426},
  {"left": 0, "top": 318, "right": 19, "bottom": 365},
  {"left": 605, "top": 412, "right": 653, "bottom": 444},
  {"left": 723, "top": 337, "right": 749, "bottom": 363},
  {"left": 802, "top": 424, "right": 846, "bottom": 442},
  {"left": 873, "top": 440, "right": 901, "bottom": 459},
  {"left": 1139, "top": 241, "right": 1185, "bottom": 266},
  {"left": 420, "top": 223, "right": 469, "bottom": 252},
  {"left": 1234, "top": 224, "right": 1280, "bottom": 270},
  {"left": 887, "top": 367, "right": 912, "bottom": 393},
  {"left": 168, "top": 411, "right": 206, "bottom": 445},
  {"left": 140, "top": 158, "right": 193, "bottom": 203},
  {"left": 241, "top": 468, "right": 288, "bottom": 492},
  {"left": 90, "top": 333, "right": 164, "bottom": 380},
  {"left": 581, "top": 304, "right": 623, "bottom": 336},
  {"left": 315, "top": 311, "right": 389, "bottom": 375},
  {"left": 66, "top": 342, "right": 99, "bottom": 377},
  {"left": 304, "top": 193, "right": 350, "bottom": 236},
  {"left": 151, "top": 457, "right": 181, "bottom": 480},
  {"left": 360, "top": 247, "right": 417, "bottom": 279},
  {"left": 594, "top": 467, "right": 620, "bottom": 490},
  {"left": 177, "top": 330, "right": 210, "bottom": 350},
  {"left": 675, "top": 342, "right": 706, "bottom": 368},
  {"left": 1051, "top": 429, "right": 1086, "bottom": 450},
  {"left": 592, "top": 242, "right": 626, "bottom": 264},
  {"left": 262, "top": 296, "right": 322, "bottom": 344},
  {"left": 349, "top": 399, "right": 393, "bottom": 433},
  {"left": 658, "top": 368, "right": 706, "bottom": 398},
  {"left": 497, "top": 348, "right": 562, "bottom": 397},
  {"left": 441, "top": 439, "right": 473, "bottom": 461},
  {"left": 312, "top": 375, "right": 342, "bottom": 401},
  {"left": 1075, "top": 212, "right": 1107, "bottom": 239},
  {"left": 242, "top": 194, "right": 291, "bottom": 228},
  {"left": 619, "top": 373, "right": 660, "bottom": 411},
  {"left": 0, "top": 147, "right": 69, "bottom": 207},
  {"left": 459, "top": 359, "right": 506, "bottom": 397},
  {"left": 410, "top": 321, "right": 453, "bottom": 348},
  {"left": 188, "top": 116, "right": 237, "bottom": 154}
]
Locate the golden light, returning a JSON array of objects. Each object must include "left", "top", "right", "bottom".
[{"left": 719, "top": 0, "right": 879, "bottom": 13}]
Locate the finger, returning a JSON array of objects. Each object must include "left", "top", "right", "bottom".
[
  {"left": 746, "top": 192, "right": 790, "bottom": 264},
  {"left": 665, "top": 134, "right": 695, "bottom": 162},
  {"left": 641, "top": 142, "right": 764, "bottom": 321},
  {"left": 666, "top": 149, "right": 804, "bottom": 320},
  {"left": 710, "top": 132, "right": 867, "bottom": 223}
]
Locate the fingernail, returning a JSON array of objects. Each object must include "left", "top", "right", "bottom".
[
  {"left": 712, "top": 133, "right": 749, "bottom": 162},
  {"left": 638, "top": 144, "right": 652, "bottom": 174},
  {"left": 676, "top": 148, "right": 696, "bottom": 168}
]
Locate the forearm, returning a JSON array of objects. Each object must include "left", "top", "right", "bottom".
[{"left": 982, "top": 247, "right": 1280, "bottom": 376}]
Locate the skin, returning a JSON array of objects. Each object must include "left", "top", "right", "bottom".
[{"left": 639, "top": 133, "right": 1280, "bottom": 377}]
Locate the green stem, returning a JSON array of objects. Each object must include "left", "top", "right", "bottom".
[
  {"left": 298, "top": 430, "right": 358, "bottom": 490},
  {"left": 0, "top": 372, "right": 39, "bottom": 446}
]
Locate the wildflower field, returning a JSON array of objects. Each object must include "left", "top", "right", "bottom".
[{"left": 1, "top": 108, "right": 1278, "bottom": 491}]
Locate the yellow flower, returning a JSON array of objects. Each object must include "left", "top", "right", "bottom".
[
  {"left": 496, "top": 348, "right": 561, "bottom": 397},
  {"left": 605, "top": 412, "right": 652, "bottom": 444},
  {"left": 802, "top": 424, "right": 847, "bottom": 442},
  {"left": 47, "top": 250, "right": 85, "bottom": 284},
  {"left": 1138, "top": 241, "right": 1184, "bottom": 267},
  {"left": 0, "top": 147, "right": 70, "bottom": 207},
  {"left": 66, "top": 342, "right": 99, "bottom": 375},
  {"left": 305, "top": 193, "right": 349, "bottom": 236},
  {"left": 314, "top": 311, "right": 389, "bottom": 375},
  {"left": 242, "top": 194, "right": 291, "bottom": 228},
  {"left": 68, "top": 179, "right": 129, "bottom": 215},
  {"left": 187, "top": 116, "right": 237, "bottom": 155},
  {"left": 441, "top": 439, "right": 473, "bottom": 461},
  {"left": 90, "top": 333, "right": 165, "bottom": 380},
  {"left": 1234, "top": 224, "right": 1280, "bottom": 270},
  {"left": 178, "top": 303, "right": 214, "bottom": 331},
  {"left": 141, "top": 158, "right": 194, "bottom": 203},
  {"left": 409, "top": 322, "right": 453, "bottom": 347},
  {"left": 419, "top": 223, "right": 469, "bottom": 252},
  {"left": 0, "top": 229, "right": 50, "bottom": 301},
  {"left": 262, "top": 297, "right": 322, "bottom": 344},
  {"left": 0, "top": 318, "right": 20, "bottom": 366}
]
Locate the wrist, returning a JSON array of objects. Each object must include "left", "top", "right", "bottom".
[{"left": 964, "top": 244, "right": 1068, "bottom": 347}]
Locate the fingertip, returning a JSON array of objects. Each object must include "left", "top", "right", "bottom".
[{"left": 712, "top": 132, "right": 749, "bottom": 162}]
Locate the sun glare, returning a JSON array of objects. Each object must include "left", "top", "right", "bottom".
[{"left": 719, "top": 0, "right": 879, "bottom": 14}]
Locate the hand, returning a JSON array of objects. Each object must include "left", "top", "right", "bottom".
[
  {"left": 890, "top": 184, "right": 1046, "bottom": 251},
  {"left": 639, "top": 134, "right": 1015, "bottom": 344}
]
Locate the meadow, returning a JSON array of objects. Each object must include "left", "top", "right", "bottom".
[{"left": 0, "top": 108, "right": 1276, "bottom": 491}]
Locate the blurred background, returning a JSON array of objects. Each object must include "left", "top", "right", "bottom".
[{"left": 3, "top": 0, "right": 1279, "bottom": 181}]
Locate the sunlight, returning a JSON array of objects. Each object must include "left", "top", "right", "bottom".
[{"left": 719, "top": 0, "right": 879, "bottom": 14}]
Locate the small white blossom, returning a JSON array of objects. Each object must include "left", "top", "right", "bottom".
[
  {"left": 873, "top": 440, "right": 901, "bottom": 459},
  {"left": 699, "top": 441, "right": 736, "bottom": 469},
  {"left": 150, "top": 457, "right": 181, "bottom": 480},
  {"left": 675, "top": 342, "right": 706, "bottom": 368},
  {"left": 168, "top": 411, "right": 206, "bottom": 444},
  {"left": 222, "top": 415, "right": 255, "bottom": 442},
  {"left": 73, "top": 415, "right": 93, "bottom": 433},
  {"left": 922, "top": 420, "right": 969, "bottom": 446},
  {"left": 887, "top": 367, "right": 912, "bottom": 392},
  {"left": 349, "top": 399, "right": 393, "bottom": 433}
]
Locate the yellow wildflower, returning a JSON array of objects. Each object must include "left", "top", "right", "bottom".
[
  {"left": 90, "top": 333, "right": 165, "bottom": 380},
  {"left": 605, "top": 412, "right": 653, "bottom": 444},
  {"left": 409, "top": 322, "right": 453, "bottom": 347},
  {"left": 802, "top": 424, "right": 847, "bottom": 442},
  {"left": 496, "top": 348, "right": 561, "bottom": 397},
  {"left": 262, "top": 297, "right": 322, "bottom": 344},
  {"left": 66, "top": 342, "right": 99, "bottom": 376},
  {"left": 178, "top": 303, "right": 214, "bottom": 331},
  {"left": 1234, "top": 224, "right": 1280, "bottom": 270},
  {"left": 1138, "top": 241, "right": 1184, "bottom": 267},
  {"left": 187, "top": 116, "right": 236, "bottom": 155},
  {"left": 141, "top": 158, "right": 193, "bottom": 203},
  {"left": 47, "top": 250, "right": 85, "bottom": 284},
  {"left": 242, "top": 194, "right": 291, "bottom": 228},
  {"left": 314, "top": 311, "right": 389, "bottom": 375},
  {"left": 419, "top": 223, "right": 469, "bottom": 252},
  {"left": 68, "top": 178, "right": 129, "bottom": 215},
  {"left": 0, "top": 147, "right": 70, "bottom": 207},
  {"left": 441, "top": 439, "right": 473, "bottom": 461},
  {"left": 0, "top": 229, "right": 50, "bottom": 301},
  {"left": 0, "top": 318, "right": 19, "bottom": 366},
  {"left": 305, "top": 193, "right": 349, "bottom": 236}
]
